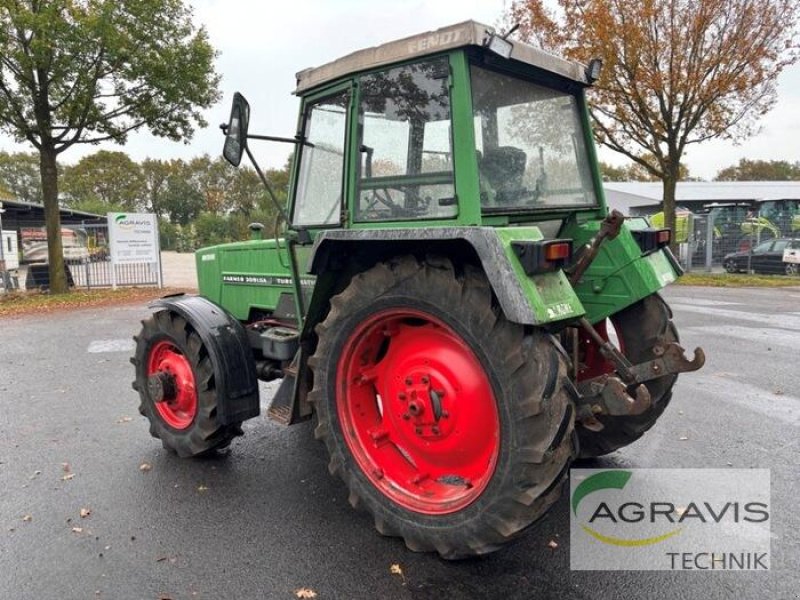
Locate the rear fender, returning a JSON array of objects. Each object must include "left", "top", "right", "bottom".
[
  {"left": 149, "top": 294, "right": 260, "bottom": 425},
  {"left": 304, "top": 227, "right": 586, "bottom": 333}
]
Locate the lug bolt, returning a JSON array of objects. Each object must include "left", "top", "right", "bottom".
[
  {"left": 432, "top": 426, "right": 440, "bottom": 435},
  {"left": 402, "top": 414, "right": 410, "bottom": 420},
  {"left": 372, "top": 469, "right": 384, "bottom": 480},
  {"left": 405, "top": 377, "right": 413, "bottom": 385},
  {"left": 415, "top": 427, "right": 423, "bottom": 435},
  {"left": 421, "top": 375, "right": 429, "bottom": 384},
  {"left": 398, "top": 392, "right": 406, "bottom": 400}
]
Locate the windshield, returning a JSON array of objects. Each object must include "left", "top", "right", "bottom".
[{"left": 470, "top": 65, "right": 597, "bottom": 212}]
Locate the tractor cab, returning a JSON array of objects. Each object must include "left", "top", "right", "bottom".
[{"left": 283, "top": 21, "right": 603, "bottom": 234}]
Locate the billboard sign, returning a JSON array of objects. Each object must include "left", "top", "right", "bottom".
[{"left": 108, "top": 213, "right": 159, "bottom": 265}]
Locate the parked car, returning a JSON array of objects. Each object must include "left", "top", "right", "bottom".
[{"left": 723, "top": 238, "right": 800, "bottom": 275}]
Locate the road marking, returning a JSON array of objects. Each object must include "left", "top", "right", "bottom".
[
  {"left": 670, "top": 303, "right": 800, "bottom": 330},
  {"left": 88, "top": 339, "right": 135, "bottom": 353},
  {"left": 684, "top": 325, "right": 800, "bottom": 351},
  {"left": 667, "top": 298, "right": 740, "bottom": 306}
]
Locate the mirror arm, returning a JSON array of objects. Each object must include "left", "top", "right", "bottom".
[{"left": 246, "top": 133, "right": 315, "bottom": 148}]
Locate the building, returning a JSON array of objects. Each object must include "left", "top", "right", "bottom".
[{"left": 603, "top": 181, "right": 800, "bottom": 216}]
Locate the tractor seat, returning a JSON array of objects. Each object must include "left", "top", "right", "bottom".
[{"left": 479, "top": 146, "right": 527, "bottom": 204}]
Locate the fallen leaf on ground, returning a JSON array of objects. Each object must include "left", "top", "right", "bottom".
[
  {"left": 774, "top": 389, "right": 784, "bottom": 396},
  {"left": 62, "top": 473, "right": 75, "bottom": 481},
  {"left": 547, "top": 540, "right": 558, "bottom": 549},
  {"left": 139, "top": 463, "right": 152, "bottom": 472},
  {"left": 116, "top": 416, "right": 133, "bottom": 423},
  {"left": 678, "top": 436, "right": 689, "bottom": 441},
  {"left": 22, "top": 515, "right": 32, "bottom": 522},
  {"left": 294, "top": 588, "right": 317, "bottom": 599},
  {"left": 197, "top": 485, "right": 208, "bottom": 492},
  {"left": 80, "top": 508, "right": 91, "bottom": 518},
  {"left": 71, "top": 527, "right": 83, "bottom": 533},
  {"left": 390, "top": 564, "right": 403, "bottom": 576},
  {"left": 62, "top": 463, "right": 71, "bottom": 472}
]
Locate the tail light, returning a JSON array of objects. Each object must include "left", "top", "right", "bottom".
[
  {"left": 512, "top": 239, "right": 574, "bottom": 275},
  {"left": 632, "top": 228, "right": 671, "bottom": 255}
]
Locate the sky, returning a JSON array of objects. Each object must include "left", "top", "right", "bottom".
[{"left": 0, "top": 0, "right": 798, "bottom": 181}]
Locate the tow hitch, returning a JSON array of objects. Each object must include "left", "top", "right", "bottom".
[{"left": 565, "top": 210, "right": 706, "bottom": 428}]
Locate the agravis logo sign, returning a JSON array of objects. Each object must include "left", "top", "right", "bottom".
[{"left": 570, "top": 469, "right": 770, "bottom": 570}]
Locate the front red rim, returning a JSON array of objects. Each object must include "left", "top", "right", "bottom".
[
  {"left": 336, "top": 308, "right": 500, "bottom": 515},
  {"left": 147, "top": 340, "right": 198, "bottom": 430}
]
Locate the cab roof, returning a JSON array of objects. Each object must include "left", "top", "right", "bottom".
[{"left": 294, "top": 20, "right": 590, "bottom": 94}]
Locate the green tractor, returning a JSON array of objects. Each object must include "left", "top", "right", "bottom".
[{"left": 132, "top": 21, "right": 705, "bottom": 558}]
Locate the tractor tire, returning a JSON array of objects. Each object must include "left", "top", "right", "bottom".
[
  {"left": 132, "top": 310, "right": 243, "bottom": 457},
  {"left": 308, "top": 256, "right": 575, "bottom": 559},
  {"left": 577, "top": 294, "right": 678, "bottom": 458}
]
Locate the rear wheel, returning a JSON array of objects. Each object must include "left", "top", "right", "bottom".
[
  {"left": 786, "top": 263, "right": 798, "bottom": 276},
  {"left": 309, "top": 257, "right": 575, "bottom": 558},
  {"left": 132, "top": 310, "right": 243, "bottom": 457},
  {"left": 576, "top": 294, "right": 678, "bottom": 458}
]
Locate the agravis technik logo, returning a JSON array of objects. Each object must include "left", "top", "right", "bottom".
[{"left": 570, "top": 469, "right": 770, "bottom": 571}]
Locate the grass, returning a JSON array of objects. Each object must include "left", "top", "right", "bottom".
[
  {"left": 0, "top": 286, "right": 189, "bottom": 317},
  {"left": 676, "top": 272, "right": 800, "bottom": 287}
]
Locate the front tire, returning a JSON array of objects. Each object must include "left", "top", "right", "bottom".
[
  {"left": 309, "top": 257, "right": 575, "bottom": 558},
  {"left": 577, "top": 294, "right": 678, "bottom": 458},
  {"left": 132, "top": 310, "right": 243, "bottom": 457}
]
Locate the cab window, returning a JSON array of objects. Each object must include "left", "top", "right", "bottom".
[
  {"left": 355, "top": 57, "right": 457, "bottom": 221},
  {"left": 293, "top": 91, "right": 349, "bottom": 227}
]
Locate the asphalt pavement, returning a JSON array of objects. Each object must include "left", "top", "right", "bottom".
[{"left": 1, "top": 285, "right": 798, "bottom": 599}]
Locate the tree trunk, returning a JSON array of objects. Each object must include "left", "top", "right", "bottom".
[
  {"left": 40, "top": 147, "right": 67, "bottom": 294},
  {"left": 661, "top": 169, "right": 678, "bottom": 254}
]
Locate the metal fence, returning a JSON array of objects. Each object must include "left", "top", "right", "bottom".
[
  {"left": 18, "top": 221, "right": 162, "bottom": 290},
  {"left": 680, "top": 212, "right": 800, "bottom": 274}
]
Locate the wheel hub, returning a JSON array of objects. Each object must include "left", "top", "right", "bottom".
[
  {"left": 146, "top": 340, "right": 198, "bottom": 430},
  {"left": 147, "top": 371, "right": 177, "bottom": 403}
]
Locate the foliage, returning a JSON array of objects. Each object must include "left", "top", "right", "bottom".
[
  {"left": 0, "top": 151, "right": 42, "bottom": 202},
  {"left": 715, "top": 159, "right": 800, "bottom": 181},
  {"left": 0, "top": 0, "right": 221, "bottom": 292},
  {"left": 600, "top": 160, "right": 691, "bottom": 182},
  {"left": 508, "top": 0, "right": 800, "bottom": 243},
  {"left": 62, "top": 151, "right": 144, "bottom": 211}
]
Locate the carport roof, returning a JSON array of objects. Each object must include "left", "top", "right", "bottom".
[{"left": 0, "top": 197, "right": 104, "bottom": 227}]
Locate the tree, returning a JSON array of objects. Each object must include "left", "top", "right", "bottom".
[
  {"left": 0, "top": 1, "right": 220, "bottom": 292},
  {"left": 62, "top": 150, "right": 144, "bottom": 213},
  {"left": 508, "top": 0, "right": 800, "bottom": 246},
  {"left": 599, "top": 159, "right": 691, "bottom": 182},
  {"left": 141, "top": 158, "right": 179, "bottom": 219},
  {"left": 160, "top": 163, "right": 205, "bottom": 226},
  {"left": 0, "top": 151, "right": 41, "bottom": 202},
  {"left": 715, "top": 158, "right": 800, "bottom": 181}
]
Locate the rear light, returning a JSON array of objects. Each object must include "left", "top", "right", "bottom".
[
  {"left": 544, "top": 241, "right": 572, "bottom": 262},
  {"left": 632, "top": 228, "right": 671, "bottom": 255},
  {"left": 512, "top": 239, "right": 574, "bottom": 275}
]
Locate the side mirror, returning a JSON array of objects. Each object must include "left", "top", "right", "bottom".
[{"left": 222, "top": 92, "right": 250, "bottom": 167}]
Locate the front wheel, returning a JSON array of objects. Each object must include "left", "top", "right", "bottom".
[
  {"left": 132, "top": 310, "right": 243, "bottom": 457},
  {"left": 723, "top": 259, "right": 738, "bottom": 273},
  {"left": 785, "top": 263, "right": 799, "bottom": 276},
  {"left": 309, "top": 257, "right": 575, "bottom": 558}
]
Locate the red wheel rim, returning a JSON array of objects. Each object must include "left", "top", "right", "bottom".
[
  {"left": 576, "top": 319, "right": 625, "bottom": 381},
  {"left": 336, "top": 308, "right": 500, "bottom": 515},
  {"left": 147, "top": 340, "right": 198, "bottom": 430}
]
